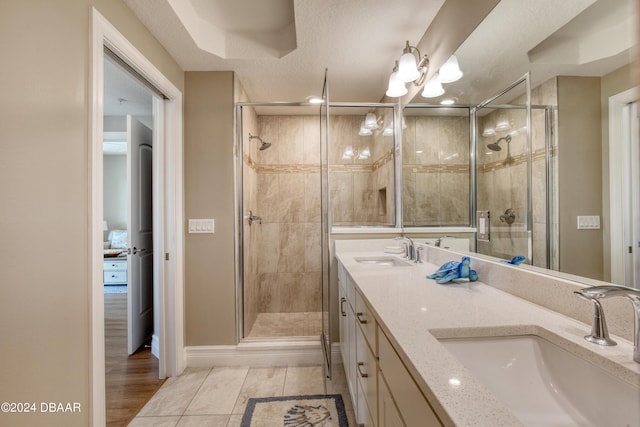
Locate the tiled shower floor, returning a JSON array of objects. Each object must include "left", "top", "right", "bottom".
[{"left": 247, "top": 312, "right": 323, "bottom": 338}]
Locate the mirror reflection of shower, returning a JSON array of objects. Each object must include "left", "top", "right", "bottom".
[
  {"left": 487, "top": 134, "right": 513, "bottom": 164},
  {"left": 248, "top": 133, "right": 272, "bottom": 150},
  {"left": 487, "top": 134, "right": 511, "bottom": 151}
]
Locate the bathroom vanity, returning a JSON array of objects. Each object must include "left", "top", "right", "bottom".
[{"left": 335, "top": 239, "right": 640, "bottom": 427}]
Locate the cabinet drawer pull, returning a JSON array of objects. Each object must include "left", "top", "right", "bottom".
[
  {"left": 340, "top": 297, "right": 346, "bottom": 316},
  {"left": 356, "top": 312, "right": 367, "bottom": 324},
  {"left": 357, "top": 362, "right": 368, "bottom": 378}
]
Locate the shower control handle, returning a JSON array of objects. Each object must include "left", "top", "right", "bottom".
[{"left": 245, "top": 210, "right": 262, "bottom": 226}]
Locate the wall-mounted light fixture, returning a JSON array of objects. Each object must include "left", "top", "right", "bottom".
[
  {"left": 386, "top": 41, "right": 429, "bottom": 97},
  {"left": 342, "top": 145, "right": 371, "bottom": 160}
]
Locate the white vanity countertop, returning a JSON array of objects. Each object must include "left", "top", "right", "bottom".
[{"left": 335, "top": 243, "right": 640, "bottom": 427}]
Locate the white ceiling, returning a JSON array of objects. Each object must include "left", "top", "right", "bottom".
[
  {"left": 123, "top": 0, "right": 445, "bottom": 102},
  {"left": 106, "top": 0, "right": 638, "bottom": 115}
]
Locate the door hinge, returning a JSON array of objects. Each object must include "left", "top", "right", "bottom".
[{"left": 165, "top": 253, "right": 170, "bottom": 261}]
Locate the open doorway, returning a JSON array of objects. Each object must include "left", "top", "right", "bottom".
[
  {"left": 103, "top": 53, "right": 164, "bottom": 425},
  {"left": 91, "top": 9, "right": 185, "bottom": 425}
]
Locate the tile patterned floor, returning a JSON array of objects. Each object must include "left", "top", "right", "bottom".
[
  {"left": 247, "top": 312, "right": 323, "bottom": 337},
  {"left": 129, "top": 364, "right": 355, "bottom": 426}
]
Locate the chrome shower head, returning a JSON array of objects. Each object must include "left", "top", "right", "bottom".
[
  {"left": 487, "top": 134, "right": 511, "bottom": 151},
  {"left": 249, "top": 133, "right": 272, "bottom": 151}
]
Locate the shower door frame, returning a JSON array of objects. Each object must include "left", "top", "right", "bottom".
[
  {"left": 234, "top": 101, "right": 330, "bottom": 344},
  {"left": 473, "top": 73, "right": 534, "bottom": 264}
]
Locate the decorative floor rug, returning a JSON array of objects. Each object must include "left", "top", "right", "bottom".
[
  {"left": 104, "top": 285, "right": 127, "bottom": 294},
  {"left": 241, "top": 394, "right": 348, "bottom": 427}
]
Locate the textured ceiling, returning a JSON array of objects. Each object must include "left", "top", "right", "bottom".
[
  {"left": 110, "top": 0, "right": 638, "bottom": 111},
  {"left": 123, "top": 0, "right": 445, "bottom": 102}
]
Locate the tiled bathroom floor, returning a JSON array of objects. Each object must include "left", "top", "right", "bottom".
[
  {"left": 247, "top": 312, "right": 323, "bottom": 337},
  {"left": 128, "top": 364, "right": 355, "bottom": 426}
]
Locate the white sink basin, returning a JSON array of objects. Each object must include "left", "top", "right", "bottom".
[
  {"left": 354, "top": 256, "right": 412, "bottom": 267},
  {"left": 439, "top": 335, "right": 640, "bottom": 426}
]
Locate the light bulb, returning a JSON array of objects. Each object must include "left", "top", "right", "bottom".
[
  {"left": 397, "top": 51, "right": 421, "bottom": 82},
  {"left": 364, "top": 113, "right": 378, "bottom": 129},
  {"left": 421, "top": 76, "right": 445, "bottom": 98},
  {"left": 386, "top": 72, "right": 408, "bottom": 97},
  {"left": 438, "top": 55, "right": 463, "bottom": 83}
]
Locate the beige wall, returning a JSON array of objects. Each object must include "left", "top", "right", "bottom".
[
  {"left": 103, "top": 155, "right": 127, "bottom": 231},
  {"left": 557, "top": 76, "right": 603, "bottom": 280},
  {"left": 0, "top": 1, "right": 183, "bottom": 426},
  {"left": 184, "top": 72, "right": 237, "bottom": 346}
]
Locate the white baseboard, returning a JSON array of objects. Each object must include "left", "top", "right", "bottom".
[
  {"left": 151, "top": 334, "right": 160, "bottom": 359},
  {"left": 185, "top": 339, "right": 341, "bottom": 368}
]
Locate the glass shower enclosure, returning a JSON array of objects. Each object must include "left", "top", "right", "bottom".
[
  {"left": 474, "top": 74, "right": 556, "bottom": 268},
  {"left": 236, "top": 101, "right": 327, "bottom": 341}
]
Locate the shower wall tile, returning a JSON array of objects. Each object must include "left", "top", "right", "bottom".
[
  {"left": 415, "top": 172, "right": 441, "bottom": 224},
  {"left": 532, "top": 158, "right": 547, "bottom": 222},
  {"left": 532, "top": 221, "right": 547, "bottom": 268},
  {"left": 279, "top": 116, "right": 304, "bottom": 164},
  {"left": 258, "top": 223, "right": 279, "bottom": 273},
  {"left": 304, "top": 223, "right": 322, "bottom": 272},
  {"left": 278, "top": 273, "right": 305, "bottom": 313},
  {"left": 403, "top": 116, "right": 417, "bottom": 165},
  {"left": 304, "top": 173, "right": 321, "bottom": 223},
  {"left": 256, "top": 174, "right": 279, "bottom": 223},
  {"left": 278, "top": 223, "right": 305, "bottom": 273},
  {"left": 440, "top": 172, "right": 469, "bottom": 224},
  {"left": 278, "top": 173, "right": 305, "bottom": 223},
  {"left": 353, "top": 172, "right": 375, "bottom": 223},
  {"left": 403, "top": 169, "right": 416, "bottom": 224},
  {"left": 415, "top": 117, "right": 440, "bottom": 164},
  {"left": 303, "top": 116, "right": 320, "bottom": 165},
  {"left": 330, "top": 172, "right": 354, "bottom": 223},
  {"left": 258, "top": 273, "right": 280, "bottom": 313}
]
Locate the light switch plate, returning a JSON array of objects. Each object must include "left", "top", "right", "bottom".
[
  {"left": 577, "top": 215, "right": 600, "bottom": 230},
  {"left": 188, "top": 219, "right": 215, "bottom": 234}
]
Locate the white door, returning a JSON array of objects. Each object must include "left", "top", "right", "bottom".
[{"left": 127, "top": 116, "right": 154, "bottom": 354}]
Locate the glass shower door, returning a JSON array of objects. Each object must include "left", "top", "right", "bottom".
[
  {"left": 475, "top": 75, "right": 532, "bottom": 263},
  {"left": 320, "top": 71, "right": 332, "bottom": 379}
]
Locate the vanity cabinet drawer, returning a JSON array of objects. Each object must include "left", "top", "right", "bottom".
[
  {"left": 104, "top": 260, "right": 126, "bottom": 271},
  {"left": 356, "top": 290, "right": 377, "bottom": 354},
  {"left": 378, "top": 373, "right": 404, "bottom": 427},
  {"left": 104, "top": 270, "right": 126, "bottom": 284},
  {"left": 378, "top": 328, "right": 442, "bottom": 427},
  {"left": 356, "top": 323, "right": 378, "bottom": 426}
]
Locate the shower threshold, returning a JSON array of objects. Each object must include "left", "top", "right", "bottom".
[{"left": 247, "top": 312, "right": 322, "bottom": 338}]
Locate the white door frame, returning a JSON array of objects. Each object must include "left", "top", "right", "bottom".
[
  {"left": 608, "top": 86, "right": 638, "bottom": 285},
  {"left": 89, "top": 8, "right": 185, "bottom": 426}
]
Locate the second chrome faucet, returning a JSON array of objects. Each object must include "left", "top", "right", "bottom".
[{"left": 575, "top": 285, "right": 640, "bottom": 363}]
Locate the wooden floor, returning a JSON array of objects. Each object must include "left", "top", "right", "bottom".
[{"left": 105, "top": 293, "right": 165, "bottom": 426}]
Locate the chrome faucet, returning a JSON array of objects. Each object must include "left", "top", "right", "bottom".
[
  {"left": 393, "top": 236, "right": 415, "bottom": 261},
  {"left": 574, "top": 285, "right": 640, "bottom": 363}
]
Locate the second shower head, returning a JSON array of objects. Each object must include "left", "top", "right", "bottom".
[
  {"left": 487, "top": 134, "right": 511, "bottom": 151},
  {"left": 249, "top": 133, "right": 272, "bottom": 151}
]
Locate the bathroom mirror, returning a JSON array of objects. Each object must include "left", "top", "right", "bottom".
[{"left": 404, "top": 0, "right": 638, "bottom": 285}]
